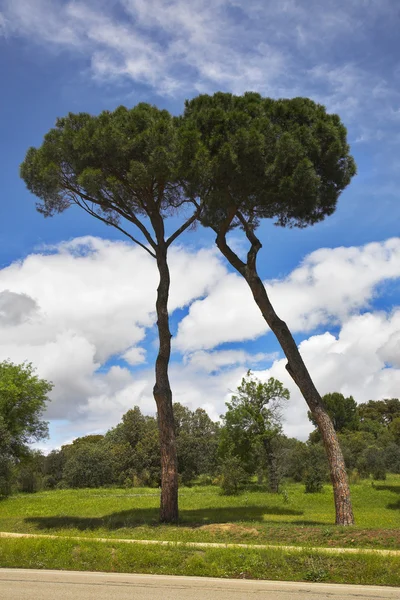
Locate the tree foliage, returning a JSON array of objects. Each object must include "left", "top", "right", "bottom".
[
  {"left": 308, "top": 392, "right": 359, "bottom": 434},
  {"left": 20, "top": 104, "right": 190, "bottom": 234},
  {"left": 358, "top": 399, "right": 400, "bottom": 427},
  {"left": 179, "top": 92, "right": 356, "bottom": 230},
  {"left": 7, "top": 388, "right": 400, "bottom": 495},
  {"left": 0, "top": 361, "right": 51, "bottom": 459},
  {"left": 220, "top": 371, "right": 289, "bottom": 492},
  {"left": 0, "top": 361, "right": 51, "bottom": 497},
  {"left": 63, "top": 444, "right": 114, "bottom": 488},
  {"left": 174, "top": 403, "right": 220, "bottom": 485}
]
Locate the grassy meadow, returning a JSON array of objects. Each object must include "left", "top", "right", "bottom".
[{"left": 0, "top": 477, "right": 399, "bottom": 584}]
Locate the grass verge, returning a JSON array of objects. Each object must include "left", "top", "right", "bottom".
[
  {"left": 1, "top": 477, "right": 399, "bottom": 550},
  {"left": 0, "top": 537, "right": 399, "bottom": 586}
]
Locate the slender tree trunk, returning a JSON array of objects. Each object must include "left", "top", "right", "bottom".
[
  {"left": 153, "top": 244, "right": 179, "bottom": 523},
  {"left": 215, "top": 230, "right": 354, "bottom": 525},
  {"left": 263, "top": 438, "right": 280, "bottom": 493}
]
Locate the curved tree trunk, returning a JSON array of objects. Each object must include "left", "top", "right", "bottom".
[
  {"left": 216, "top": 229, "right": 354, "bottom": 525},
  {"left": 153, "top": 244, "right": 178, "bottom": 523}
]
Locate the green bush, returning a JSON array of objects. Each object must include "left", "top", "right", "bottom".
[
  {"left": 63, "top": 445, "right": 114, "bottom": 488},
  {"left": 219, "top": 456, "right": 248, "bottom": 495},
  {"left": 304, "top": 470, "right": 324, "bottom": 493},
  {"left": 197, "top": 474, "right": 214, "bottom": 486}
]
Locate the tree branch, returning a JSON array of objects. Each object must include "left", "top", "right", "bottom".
[
  {"left": 236, "top": 211, "right": 262, "bottom": 271},
  {"left": 166, "top": 208, "right": 200, "bottom": 248},
  {"left": 75, "top": 198, "right": 157, "bottom": 259},
  {"left": 63, "top": 181, "right": 158, "bottom": 252}
]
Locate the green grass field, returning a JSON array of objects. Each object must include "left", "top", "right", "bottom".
[{"left": 0, "top": 477, "right": 399, "bottom": 585}]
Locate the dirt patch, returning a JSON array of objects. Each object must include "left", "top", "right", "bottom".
[{"left": 198, "top": 523, "right": 260, "bottom": 537}]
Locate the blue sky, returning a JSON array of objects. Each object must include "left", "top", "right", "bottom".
[{"left": 1, "top": 0, "right": 400, "bottom": 448}]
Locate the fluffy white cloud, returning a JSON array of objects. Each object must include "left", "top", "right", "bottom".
[
  {"left": 75, "top": 308, "right": 400, "bottom": 443},
  {"left": 175, "top": 272, "right": 268, "bottom": 352},
  {"left": 176, "top": 238, "right": 400, "bottom": 352},
  {"left": 184, "top": 349, "right": 277, "bottom": 373},
  {"left": 2, "top": 234, "right": 400, "bottom": 448},
  {"left": 272, "top": 310, "right": 400, "bottom": 438},
  {"left": 122, "top": 347, "right": 147, "bottom": 366},
  {"left": 0, "top": 290, "right": 38, "bottom": 325},
  {"left": 0, "top": 236, "right": 224, "bottom": 421}
]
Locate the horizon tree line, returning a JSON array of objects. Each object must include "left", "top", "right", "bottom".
[{"left": 1, "top": 361, "right": 399, "bottom": 497}]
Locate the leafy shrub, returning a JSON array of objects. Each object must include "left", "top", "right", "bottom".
[
  {"left": 304, "top": 469, "right": 324, "bottom": 493},
  {"left": 18, "top": 468, "right": 39, "bottom": 493},
  {"left": 348, "top": 469, "right": 360, "bottom": 484},
  {"left": 63, "top": 445, "right": 114, "bottom": 488},
  {"left": 304, "top": 445, "right": 327, "bottom": 493},
  {"left": 219, "top": 456, "right": 248, "bottom": 495},
  {"left": 197, "top": 474, "right": 214, "bottom": 486}
]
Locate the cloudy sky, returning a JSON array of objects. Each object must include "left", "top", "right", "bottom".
[{"left": 1, "top": 0, "right": 400, "bottom": 449}]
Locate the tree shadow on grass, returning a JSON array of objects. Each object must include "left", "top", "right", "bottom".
[
  {"left": 374, "top": 485, "right": 400, "bottom": 494},
  {"left": 374, "top": 485, "right": 400, "bottom": 510},
  {"left": 25, "top": 505, "right": 310, "bottom": 532}
]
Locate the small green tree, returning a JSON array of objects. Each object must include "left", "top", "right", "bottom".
[
  {"left": 105, "top": 407, "right": 160, "bottom": 487},
  {"left": 63, "top": 444, "right": 114, "bottom": 488},
  {"left": 43, "top": 449, "right": 66, "bottom": 489},
  {"left": 304, "top": 445, "right": 329, "bottom": 493},
  {"left": 389, "top": 417, "right": 400, "bottom": 445},
  {"left": 0, "top": 361, "right": 51, "bottom": 457},
  {"left": 16, "top": 450, "right": 46, "bottom": 493},
  {"left": 219, "top": 456, "right": 248, "bottom": 495},
  {"left": 174, "top": 403, "right": 220, "bottom": 485},
  {"left": 0, "top": 417, "right": 13, "bottom": 497},
  {"left": 356, "top": 446, "right": 386, "bottom": 481},
  {"left": 220, "top": 371, "right": 289, "bottom": 493},
  {"left": 0, "top": 361, "right": 51, "bottom": 496}
]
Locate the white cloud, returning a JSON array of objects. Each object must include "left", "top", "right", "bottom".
[
  {"left": 0, "top": 236, "right": 224, "bottom": 421},
  {"left": 123, "top": 346, "right": 146, "bottom": 366},
  {"left": 176, "top": 238, "right": 400, "bottom": 352},
  {"left": 3, "top": 234, "right": 400, "bottom": 448},
  {"left": 175, "top": 272, "right": 268, "bottom": 352},
  {"left": 0, "top": 290, "right": 38, "bottom": 325},
  {"left": 75, "top": 308, "right": 400, "bottom": 443},
  {"left": 275, "top": 310, "right": 400, "bottom": 438},
  {"left": 184, "top": 349, "right": 277, "bottom": 373}
]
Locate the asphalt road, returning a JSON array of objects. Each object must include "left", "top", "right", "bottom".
[{"left": 0, "top": 569, "right": 399, "bottom": 600}]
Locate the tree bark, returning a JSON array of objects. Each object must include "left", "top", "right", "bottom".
[
  {"left": 215, "top": 227, "right": 354, "bottom": 525},
  {"left": 153, "top": 243, "right": 179, "bottom": 523}
]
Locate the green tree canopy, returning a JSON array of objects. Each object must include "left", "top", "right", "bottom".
[
  {"left": 105, "top": 406, "right": 161, "bottom": 487},
  {"left": 20, "top": 104, "right": 191, "bottom": 236},
  {"left": 358, "top": 399, "right": 400, "bottom": 427},
  {"left": 63, "top": 444, "right": 114, "bottom": 489},
  {"left": 179, "top": 92, "right": 356, "bottom": 230},
  {"left": 173, "top": 403, "right": 220, "bottom": 484},
  {"left": 0, "top": 361, "right": 52, "bottom": 458},
  {"left": 308, "top": 392, "right": 359, "bottom": 433}
]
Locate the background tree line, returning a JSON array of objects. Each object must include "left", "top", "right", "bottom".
[{"left": 2, "top": 364, "right": 399, "bottom": 498}]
